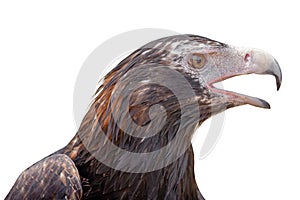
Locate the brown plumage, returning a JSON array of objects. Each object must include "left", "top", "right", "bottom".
[{"left": 6, "top": 35, "right": 282, "bottom": 200}]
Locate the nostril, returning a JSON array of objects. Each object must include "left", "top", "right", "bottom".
[{"left": 244, "top": 53, "right": 251, "bottom": 62}]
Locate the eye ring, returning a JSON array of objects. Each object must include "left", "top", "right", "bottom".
[{"left": 188, "top": 53, "right": 206, "bottom": 69}]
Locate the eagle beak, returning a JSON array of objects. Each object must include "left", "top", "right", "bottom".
[
  {"left": 248, "top": 49, "right": 282, "bottom": 91},
  {"left": 208, "top": 49, "right": 282, "bottom": 109}
]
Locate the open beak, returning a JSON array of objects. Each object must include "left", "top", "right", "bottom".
[{"left": 208, "top": 49, "right": 282, "bottom": 109}]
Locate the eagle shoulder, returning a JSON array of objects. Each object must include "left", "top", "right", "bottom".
[{"left": 5, "top": 154, "right": 82, "bottom": 200}]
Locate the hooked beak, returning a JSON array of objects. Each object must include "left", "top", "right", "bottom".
[
  {"left": 208, "top": 49, "right": 282, "bottom": 109},
  {"left": 248, "top": 49, "right": 282, "bottom": 91}
]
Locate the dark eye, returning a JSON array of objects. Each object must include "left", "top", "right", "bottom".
[{"left": 188, "top": 53, "right": 206, "bottom": 69}]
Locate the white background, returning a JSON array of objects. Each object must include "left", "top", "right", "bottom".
[{"left": 0, "top": 1, "right": 299, "bottom": 199}]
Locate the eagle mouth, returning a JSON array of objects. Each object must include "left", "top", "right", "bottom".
[
  {"left": 207, "top": 74, "right": 271, "bottom": 109},
  {"left": 206, "top": 49, "right": 282, "bottom": 109}
]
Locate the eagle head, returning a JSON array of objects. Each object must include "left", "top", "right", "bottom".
[
  {"left": 134, "top": 34, "right": 282, "bottom": 110},
  {"left": 78, "top": 34, "right": 282, "bottom": 171}
]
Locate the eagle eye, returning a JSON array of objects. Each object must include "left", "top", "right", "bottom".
[{"left": 188, "top": 53, "right": 206, "bottom": 69}]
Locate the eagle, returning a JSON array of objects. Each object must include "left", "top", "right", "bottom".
[{"left": 6, "top": 35, "right": 282, "bottom": 200}]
